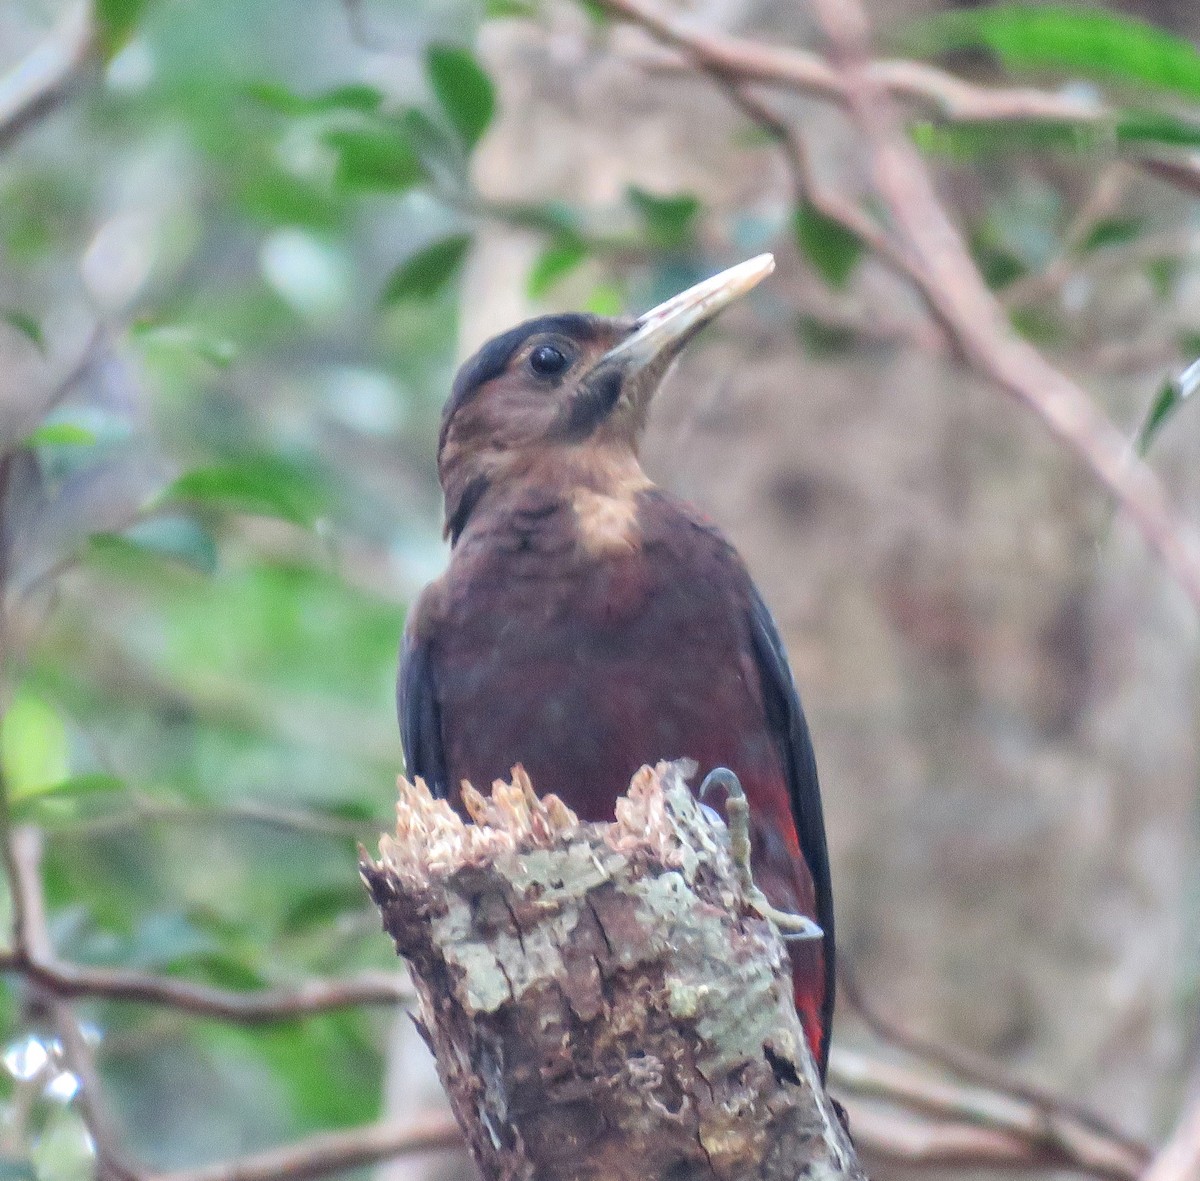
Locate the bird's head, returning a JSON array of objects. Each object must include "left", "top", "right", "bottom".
[{"left": 436, "top": 254, "right": 775, "bottom": 542}]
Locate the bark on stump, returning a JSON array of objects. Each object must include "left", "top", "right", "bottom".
[{"left": 361, "top": 760, "right": 864, "bottom": 1181}]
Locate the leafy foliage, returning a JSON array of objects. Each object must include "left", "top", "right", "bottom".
[
  {"left": 427, "top": 45, "right": 497, "bottom": 151},
  {"left": 326, "top": 124, "right": 426, "bottom": 192},
  {"left": 1, "top": 309, "right": 43, "bottom": 351},
  {"left": 794, "top": 202, "right": 863, "bottom": 288},
  {"left": 382, "top": 234, "right": 473, "bottom": 304},
  {"left": 2, "top": 0, "right": 1199, "bottom": 1174},
  {"left": 1138, "top": 357, "right": 1200, "bottom": 455},
  {"left": 528, "top": 237, "right": 589, "bottom": 298},
  {"left": 628, "top": 187, "right": 701, "bottom": 251},
  {"left": 908, "top": 5, "right": 1200, "bottom": 101},
  {"left": 95, "top": 0, "right": 157, "bottom": 58}
]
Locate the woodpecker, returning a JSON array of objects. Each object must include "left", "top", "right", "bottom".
[{"left": 399, "top": 256, "right": 835, "bottom": 1073}]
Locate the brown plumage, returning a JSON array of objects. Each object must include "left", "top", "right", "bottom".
[{"left": 399, "top": 258, "right": 835, "bottom": 1071}]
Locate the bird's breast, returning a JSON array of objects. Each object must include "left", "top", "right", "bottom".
[{"left": 435, "top": 491, "right": 778, "bottom": 813}]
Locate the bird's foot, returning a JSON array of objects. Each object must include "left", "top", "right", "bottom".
[{"left": 698, "top": 767, "right": 823, "bottom": 942}]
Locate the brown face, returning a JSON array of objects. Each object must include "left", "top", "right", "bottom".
[
  {"left": 437, "top": 255, "right": 776, "bottom": 542},
  {"left": 439, "top": 314, "right": 635, "bottom": 471}
]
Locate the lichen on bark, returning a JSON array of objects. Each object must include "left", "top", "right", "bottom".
[{"left": 361, "top": 761, "right": 864, "bottom": 1181}]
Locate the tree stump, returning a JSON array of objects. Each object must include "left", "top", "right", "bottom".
[{"left": 361, "top": 760, "right": 864, "bottom": 1181}]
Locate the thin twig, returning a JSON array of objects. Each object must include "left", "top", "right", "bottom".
[
  {"left": 848, "top": 1104, "right": 1120, "bottom": 1176},
  {"left": 600, "top": 0, "right": 1200, "bottom": 612},
  {"left": 1001, "top": 165, "right": 1132, "bottom": 309},
  {"left": 839, "top": 962, "right": 1149, "bottom": 1157},
  {"left": 1141, "top": 1094, "right": 1200, "bottom": 1181},
  {"left": 831, "top": 1049, "right": 1145, "bottom": 1181},
  {"left": 146, "top": 1115, "right": 462, "bottom": 1181},
  {"left": 56, "top": 797, "right": 379, "bottom": 842},
  {"left": 614, "top": 13, "right": 1200, "bottom": 200},
  {"left": 0, "top": 949, "right": 411, "bottom": 1022},
  {"left": 0, "top": 2, "right": 95, "bottom": 150},
  {"left": 701, "top": 76, "right": 946, "bottom": 355},
  {"left": 8, "top": 826, "right": 144, "bottom": 1180},
  {"left": 823, "top": 0, "right": 1200, "bottom": 609},
  {"left": 1, "top": 786, "right": 440, "bottom": 1181},
  {"left": 603, "top": 5, "right": 1103, "bottom": 123}
]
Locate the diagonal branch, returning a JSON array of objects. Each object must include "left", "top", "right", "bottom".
[
  {"left": 0, "top": 2, "right": 96, "bottom": 150},
  {"left": 839, "top": 961, "right": 1149, "bottom": 1158},
  {"left": 1, "top": 804, "right": 443, "bottom": 1181},
  {"left": 146, "top": 1115, "right": 462, "bottom": 1181},
  {"left": 830, "top": 1049, "right": 1146, "bottom": 1181},
  {"left": 610, "top": 3, "right": 1200, "bottom": 200},
  {"left": 597, "top": 0, "right": 1200, "bottom": 612},
  {"left": 1142, "top": 1094, "right": 1200, "bottom": 1181},
  {"left": 601, "top": 0, "right": 1100, "bottom": 121},
  {"left": 8, "top": 824, "right": 145, "bottom": 1181},
  {"left": 847, "top": 1103, "right": 1129, "bottom": 1176}
]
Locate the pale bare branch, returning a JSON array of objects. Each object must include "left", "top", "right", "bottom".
[
  {"left": 599, "top": 0, "right": 1200, "bottom": 612},
  {"left": 0, "top": 3, "right": 95, "bottom": 149},
  {"left": 147, "top": 1116, "right": 462, "bottom": 1181},
  {"left": 0, "top": 949, "right": 411, "bottom": 1022},
  {"left": 1141, "top": 1094, "right": 1200, "bottom": 1181}
]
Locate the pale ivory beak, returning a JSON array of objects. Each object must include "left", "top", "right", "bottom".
[{"left": 594, "top": 254, "right": 776, "bottom": 419}]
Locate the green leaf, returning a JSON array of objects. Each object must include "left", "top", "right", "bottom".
[
  {"left": 181, "top": 952, "right": 266, "bottom": 993},
  {"left": 23, "top": 422, "right": 97, "bottom": 447},
  {"left": 10, "top": 774, "right": 125, "bottom": 822},
  {"left": 132, "top": 323, "right": 239, "bottom": 367},
  {"left": 1148, "top": 258, "right": 1181, "bottom": 300},
  {"left": 1138, "top": 357, "right": 1200, "bottom": 455},
  {"left": 907, "top": 5, "right": 1200, "bottom": 102},
  {"left": 399, "top": 106, "right": 467, "bottom": 176},
  {"left": 576, "top": 0, "right": 612, "bottom": 25},
  {"left": 238, "top": 168, "right": 343, "bottom": 231},
  {"left": 1, "top": 309, "right": 44, "bottom": 351},
  {"left": 1079, "top": 216, "right": 1145, "bottom": 254},
  {"left": 244, "top": 82, "right": 384, "bottom": 116},
  {"left": 528, "top": 237, "right": 589, "bottom": 298},
  {"left": 628, "top": 188, "right": 701, "bottom": 251},
  {"left": 167, "top": 459, "right": 328, "bottom": 527},
  {"left": 1115, "top": 110, "right": 1200, "bottom": 148},
  {"left": 794, "top": 202, "right": 863, "bottom": 288},
  {"left": 486, "top": 0, "right": 538, "bottom": 16},
  {"left": 1139, "top": 379, "right": 1182, "bottom": 455},
  {"left": 282, "top": 884, "right": 368, "bottom": 934},
  {"left": 95, "top": 0, "right": 154, "bottom": 57},
  {"left": 969, "top": 232, "right": 1027, "bottom": 289},
  {"left": 426, "top": 44, "right": 496, "bottom": 151},
  {"left": 0, "top": 692, "right": 69, "bottom": 803},
  {"left": 910, "top": 118, "right": 1101, "bottom": 159},
  {"left": 0, "top": 1159, "right": 36, "bottom": 1181},
  {"left": 1009, "top": 304, "right": 1064, "bottom": 346},
  {"left": 910, "top": 111, "right": 1200, "bottom": 159},
  {"left": 92, "top": 516, "right": 219, "bottom": 576},
  {"left": 325, "top": 124, "right": 424, "bottom": 192},
  {"left": 381, "top": 234, "right": 472, "bottom": 304}
]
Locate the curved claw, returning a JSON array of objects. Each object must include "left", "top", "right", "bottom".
[
  {"left": 696, "top": 766, "right": 824, "bottom": 943},
  {"left": 763, "top": 907, "right": 824, "bottom": 942},
  {"left": 699, "top": 766, "right": 739, "bottom": 803}
]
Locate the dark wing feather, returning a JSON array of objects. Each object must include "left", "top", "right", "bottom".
[
  {"left": 747, "top": 585, "right": 835, "bottom": 1073},
  {"left": 397, "top": 627, "right": 448, "bottom": 798}
]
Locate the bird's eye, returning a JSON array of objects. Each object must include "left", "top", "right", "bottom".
[{"left": 529, "top": 344, "right": 568, "bottom": 377}]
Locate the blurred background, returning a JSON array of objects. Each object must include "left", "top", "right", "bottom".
[{"left": 1, "top": 0, "right": 1199, "bottom": 1177}]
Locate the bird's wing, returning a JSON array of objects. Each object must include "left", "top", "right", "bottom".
[
  {"left": 397, "top": 617, "right": 448, "bottom": 798},
  {"left": 746, "top": 584, "right": 836, "bottom": 1062}
]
